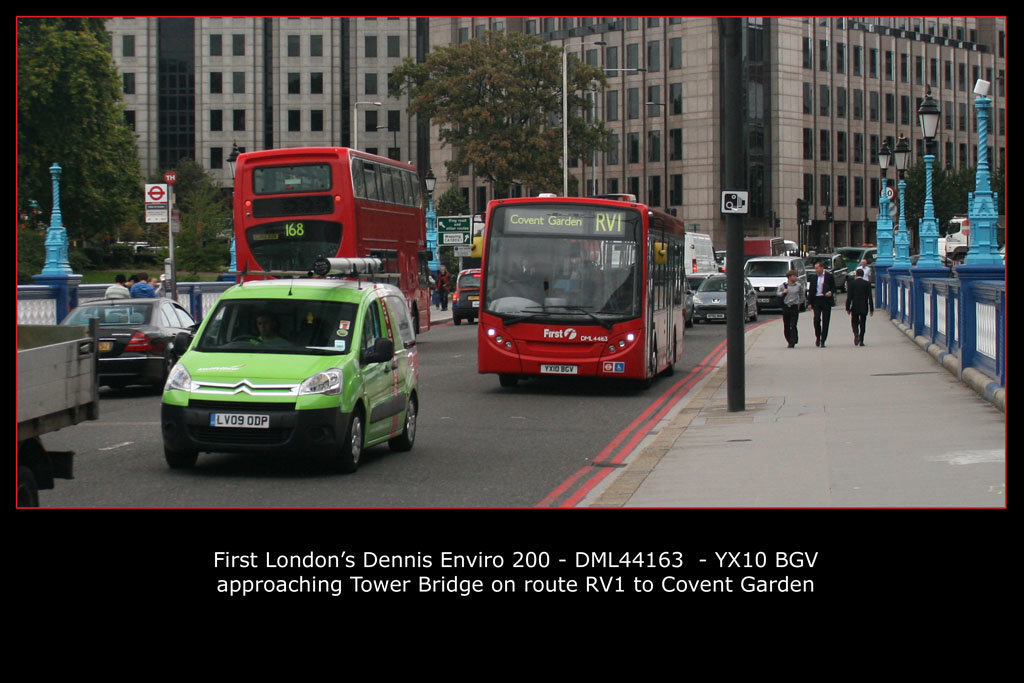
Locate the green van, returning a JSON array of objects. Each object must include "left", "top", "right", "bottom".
[{"left": 161, "top": 278, "right": 418, "bottom": 473}]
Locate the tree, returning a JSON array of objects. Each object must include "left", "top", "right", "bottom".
[
  {"left": 18, "top": 19, "right": 143, "bottom": 245},
  {"left": 391, "top": 31, "right": 611, "bottom": 197},
  {"left": 902, "top": 163, "right": 975, "bottom": 235},
  {"left": 436, "top": 185, "right": 471, "bottom": 217},
  {"left": 152, "top": 159, "right": 231, "bottom": 275}
]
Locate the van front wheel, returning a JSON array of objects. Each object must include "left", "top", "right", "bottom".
[{"left": 334, "top": 411, "right": 364, "bottom": 473}]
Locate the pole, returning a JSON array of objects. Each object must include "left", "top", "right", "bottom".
[
  {"left": 562, "top": 47, "right": 569, "bottom": 197},
  {"left": 720, "top": 18, "right": 745, "bottom": 413}
]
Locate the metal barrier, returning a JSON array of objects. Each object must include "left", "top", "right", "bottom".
[{"left": 18, "top": 280, "right": 234, "bottom": 325}]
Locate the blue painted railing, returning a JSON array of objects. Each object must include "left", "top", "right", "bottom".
[{"left": 878, "top": 268, "right": 1004, "bottom": 388}]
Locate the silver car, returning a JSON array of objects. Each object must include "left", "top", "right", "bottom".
[{"left": 692, "top": 274, "right": 758, "bottom": 324}]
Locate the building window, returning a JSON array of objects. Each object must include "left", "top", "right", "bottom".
[
  {"left": 803, "top": 128, "right": 814, "bottom": 159},
  {"left": 820, "top": 130, "right": 830, "bottom": 161},
  {"left": 311, "top": 34, "right": 323, "bottom": 57},
  {"left": 288, "top": 35, "right": 300, "bottom": 57},
  {"left": 669, "top": 129, "right": 682, "bottom": 160},
  {"left": 836, "top": 86, "right": 846, "bottom": 118},
  {"left": 916, "top": 55, "right": 923, "bottom": 84},
  {"left": 233, "top": 109, "right": 245, "bottom": 131},
  {"left": 854, "top": 133, "right": 863, "bottom": 163},
  {"left": 647, "top": 40, "right": 660, "bottom": 72},
  {"left": 819, "top": 85, "right": 830, "bottom": 116},
  {"left": 869, "top": 48, "right": 878, "bottom": 78},
  {"left": 607, "top": 134, "right": 619, "bottom": 165},
  {"left": 627, "top": 88, "right": 639, "bottom": 119},
  {"left": 210, "top": 72, "right": 222, "bottom": 94},
  {"left": 365, "top": 73, "right": 377, "bottom": 95},
  {"left": 648, "top": 175, "right": 661, "bottom": 207},
  {"left": 853, "top": 89, "right": 863, "bottom": 120},
  {"left": 901, "top": 53, "right": 909, "bottom": 83},
  {"left": 853, "top": 45, "right": 862, "bottom": 76},
  {"left": 820, "top": 174, "right": 830, "bottom": 206},
  {"left": 288, "top": 110, "right": 300, "bottom": 132},
  {"left": 387, "top": 109, "right": 401, "bottom": 132},
  {"left": 803, "top": 82, "right": 813, "bottom": 114},
  {"left": 648, "top": 130, "right": 660, "bottom": 162},
  {"left": 211, "top": 109, "right": 222, "bottom": 131},
  {"left": 311, "top": 72, "right": 323, "bottom": 95},
  {"left": 959, "top": 102, "right": 967, "bottom": 132},
  {"left": 819, "top": 39, "right": 829, "bottom": 71},
  {"left": 901, "top": 95, "right": 911, "bottom": 126},
  {"left": 670, "top": 174, "right": 683, "bottom": 206},
  {"left": 233, "top": 72, "right": 245, "bottom": 94},
  {"left": 670, "top": 83, "right": 682, "bottom": 115},
  {"left": 124, "top": 110, "right": 135, "bottom": 130},
  {"left": 626, "top": 43, "right": 639, "bottom": 70},
  {"left": 944, "top": 60, "right": 952, "bottom": 89},
  {"left": 210, "top": 34, "right": 222, "bottom": 56},
  {"left": 365, "top": 36, "right": 377, "bottom": 58},
  {"left": 836, "top": 43, "right": 845, "bottom": 74},
  {"left": 311, "top": 110, "right": 323, "bottom": 132},
  {"left": 870, "top": 177, "right": 879, "bottom": 208},
  {"left": 669, "top": 38, "right": 682, "bottom": 70},
  {"left": 854, "top": 177, "right": 864, "bottom": 207},
  {"left": 803, "top": 37, "right": 812, "bottom": 69},
  {"left": 837, "top": 176, "right": 848, "bottom": 207},
  {"left": 211, "top": 146, "right": 223, "bottom": 169},
  {"left": 288, "top": 73, "right": 300, "bottom": 95},
  {"left": 869, "top": 135, "right": 879, "bottom": 165},
  {"left": 606, "top": 45, "right": 618, "bottom": 70},
  {"left": 885, "top": 50, "right": 893, "bottom": 81},
  {"left": 804, "top": 173, "right": 814, "bottom": 205},
  {"left": 122, "top": 34, "right": 135, "bottom": 57},
  {"left": 837, "top": 131, "right": 847, "bottom": 162},
  {"left": 232, "top": 34, "right": 245, "bottom": 56},
  {"left": 627, "top": 133, "right": 640, "bottom": 164},
  {"left": 123, "top": 73, "right": 135, "bottom": 95},
  {"left": 869, "top": 91, "right": 879, "bottom": 122},
  {"left": 387, "top": 36, "right": 400, "bottom": 58},
  {"left": 606, "top": 90, "right": 618, "bottom": 121}
]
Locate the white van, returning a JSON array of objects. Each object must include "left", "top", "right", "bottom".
[
  {"left": 684, "top": 232, "right": 716, "bottom": 274},
  {"left": 743, "top": 255, "right": 807, "bottom": 311}
]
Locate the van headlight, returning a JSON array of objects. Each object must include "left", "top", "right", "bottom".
[
  {"left": 298, "top": 368, "right": 343, "bottom": 396},
  {"left": 165, "top": 363, "right": 194, "bottom": 392}
]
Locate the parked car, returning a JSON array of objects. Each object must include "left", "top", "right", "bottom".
[
  {"left": 161, "top": 277, "right": 419, "bottom": 472},
  {"left": 61, "top": 298, "right": 197, "bottom": 389},
  {"left": 686, "top": 272, "right": 715, "bottom": 293},
  {"left": 451, "top": 268, "right": 481, "bottom": 325},
  {"left": 692, "top": 274, "right": 758, "bottom": 324},
  {"left": 743, "top": 255, "right": 808, "bottom": 311},
  {"left": 804, "top": 253, "right": 849, "bottom": 292}
]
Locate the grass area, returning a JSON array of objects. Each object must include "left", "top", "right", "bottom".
[{"left": 80, "top": 270, "right": 226, "bottom": 284}]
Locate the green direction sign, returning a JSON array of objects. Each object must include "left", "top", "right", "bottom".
[{"left": 437, "top": 215, "right": 471, "bottom": 245}]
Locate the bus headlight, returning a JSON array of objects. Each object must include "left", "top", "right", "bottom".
[
  {"left": 299, "top": 368, "right": 343, "bottom": 396},
  {"left": 165, "top": 363, "right": 194, "bottom": 392}
]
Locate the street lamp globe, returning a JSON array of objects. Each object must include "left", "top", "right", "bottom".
[
  {"left": 893, "top": 134, "right": 910, "bottom": 174},
  {"left": 878, "top": 141, "right": 891, "bottom": 174},
  {"left": 918, "top": 91, "right": 941, "bottom": 142}
]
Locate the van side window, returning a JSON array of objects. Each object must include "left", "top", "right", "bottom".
[
  {"left": 362, "top": 299, "right": 383, "bottom": 351},
  {"left": 385, "top": 295, "right": 415, "bottom": 347}
]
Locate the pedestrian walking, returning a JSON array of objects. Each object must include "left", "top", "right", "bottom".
[
  {"left": 859, "top": 259, "right": 873, "bottom": 283},
  {"left": 436, "top": 265, "right": 451, "bottom": 311},
  {"left": 846, "top": 268, "right": 874, "bottom": 346},
  {"left": 104, "top": 273, "right": 130, "bottom": 299},
  {"left": 129, "top": 272, "right": 156, "bottom": 298},
  {"left": 776, "top": 269, "right": 806, "bottom": 348},
  {"left": 806, "top": 260, "right": 836, "bottom": 347}
]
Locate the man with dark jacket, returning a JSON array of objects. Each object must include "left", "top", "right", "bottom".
[
  {"left": 846, "top": 268, "right": 874, "bottom": 346},
  {"left": 806, "top": 260, "right": 836, "bottom": 347}
]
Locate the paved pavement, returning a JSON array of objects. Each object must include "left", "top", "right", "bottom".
[{"left": 583, "top": 307, "right": 1006, "bottom": 508}]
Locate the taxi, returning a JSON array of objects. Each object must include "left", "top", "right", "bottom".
[{"left": 161, "top": 267, "right": 418, "bottom": 473}]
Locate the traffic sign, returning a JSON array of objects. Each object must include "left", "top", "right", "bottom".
[
  {"left": 438, "top": 215, "right": 471, "bottom": 245},
  {"left": 884, "top": 186, "right": 895, "bottom": 201},
  {"left": 165, "top": 171, "right": 177, "bottom": 185},
  {"left": 145, "top": 184, "right": 169, "bottom": 223},
  {"left": 146, "top": 184, "right": 168, "bottom": 203}
]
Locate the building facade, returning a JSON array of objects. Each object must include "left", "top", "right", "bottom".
[{"left": 109, "top": 17, "right": 1005, "bottom": 253}]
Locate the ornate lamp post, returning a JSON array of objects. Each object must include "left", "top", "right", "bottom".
[
  {"left": 33, "top": 163, "right": 82, "bottom": 321},
  {"left": 964, "top": 79, "right": 1003, "bottom": 266},
  {"left": 424, "top": 168, "right": 438, "bottom": 273},
  {"left": 891, "top": 134, "right": 912, "bottom": 268},
  {"left": 915, "top": 87, "right": 943, "bottom": 268},
  {"left": 226, "top": 141, "right": 240, "bottom": 274},
  {"left": 875, "top": 141, "right": 894, "bottom": 267}
]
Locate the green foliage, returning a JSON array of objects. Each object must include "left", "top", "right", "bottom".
[
  {"left": 158, "top": 159, "right": 232, "bottom": 275},
  {"left": 18, "top": 19, "right": 143, "bottom": 245},
  {"left": 17, "top": 228, "right": 46, "bottom": 284},
  {"left": 391, "top": 31, "right": 610, "bottom": 196},
  {"left": 902, "top": 163, "right": 976, "bottom": 234},
  {"left": 436, "top": 186, "right": 471, "bottom": 216}
]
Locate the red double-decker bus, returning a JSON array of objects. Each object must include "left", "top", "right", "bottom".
[
  {"left": 233, "top": 147, "right": 432, "bottom": 332},
  {"left": 477, "top": 196, "right": 687, "bottom": 387}
]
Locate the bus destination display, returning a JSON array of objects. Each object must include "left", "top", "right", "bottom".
[{"left": 498, "top": 206, "right": 639, "bottom": 238}]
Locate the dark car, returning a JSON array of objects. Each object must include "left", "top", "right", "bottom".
[
  {"left": 451, "top": 268, "right": 482, "bottom": 325},
  {"left": 804, "top": 253, "right": 849, "bottom": 292},
  {"left": 61, "top": 298, "right": 197, "bottom": 389},
  {"left": 692, "top": 274, "right": 758, "bottom": 324}
]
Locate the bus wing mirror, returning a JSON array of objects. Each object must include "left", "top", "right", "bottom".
[{"left": 653, "top": 241, "right": 668, "bottom": 265}]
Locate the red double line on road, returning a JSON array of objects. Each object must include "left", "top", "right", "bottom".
[{"left": 535, "top": 339, "right": 729, "bottom": 508}]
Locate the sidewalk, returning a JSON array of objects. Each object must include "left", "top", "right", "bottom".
[
  {"left": 429, "top": 304, "right": 453, "bottom": 325},
  {"left": 587, "top": 309, "right": 1006, "bottom": 508}
]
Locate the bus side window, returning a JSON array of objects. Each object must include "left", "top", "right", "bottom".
[
  {"left": 352, "top": 158, "right": 365, "bottom": 198},
  {"left": 363, "top": 162, "right": 379, "bottom": 201}
]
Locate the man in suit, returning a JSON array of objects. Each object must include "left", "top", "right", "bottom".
[
  {"left": 807, "top": 260, "right": 836, "bottom": 347},
  {"left": 846, "top": 268, "right": 874, "bottom": 346}
]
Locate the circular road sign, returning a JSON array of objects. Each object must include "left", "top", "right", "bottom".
[
  {"left": 147, "top": 185, "right": 166, "bottom": 202},
  {"left": 165, "top": 171, "right": 177, "bottom": 185},
  {"left": 884, "top": 185, "right": 895, "bottom": 200}
]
